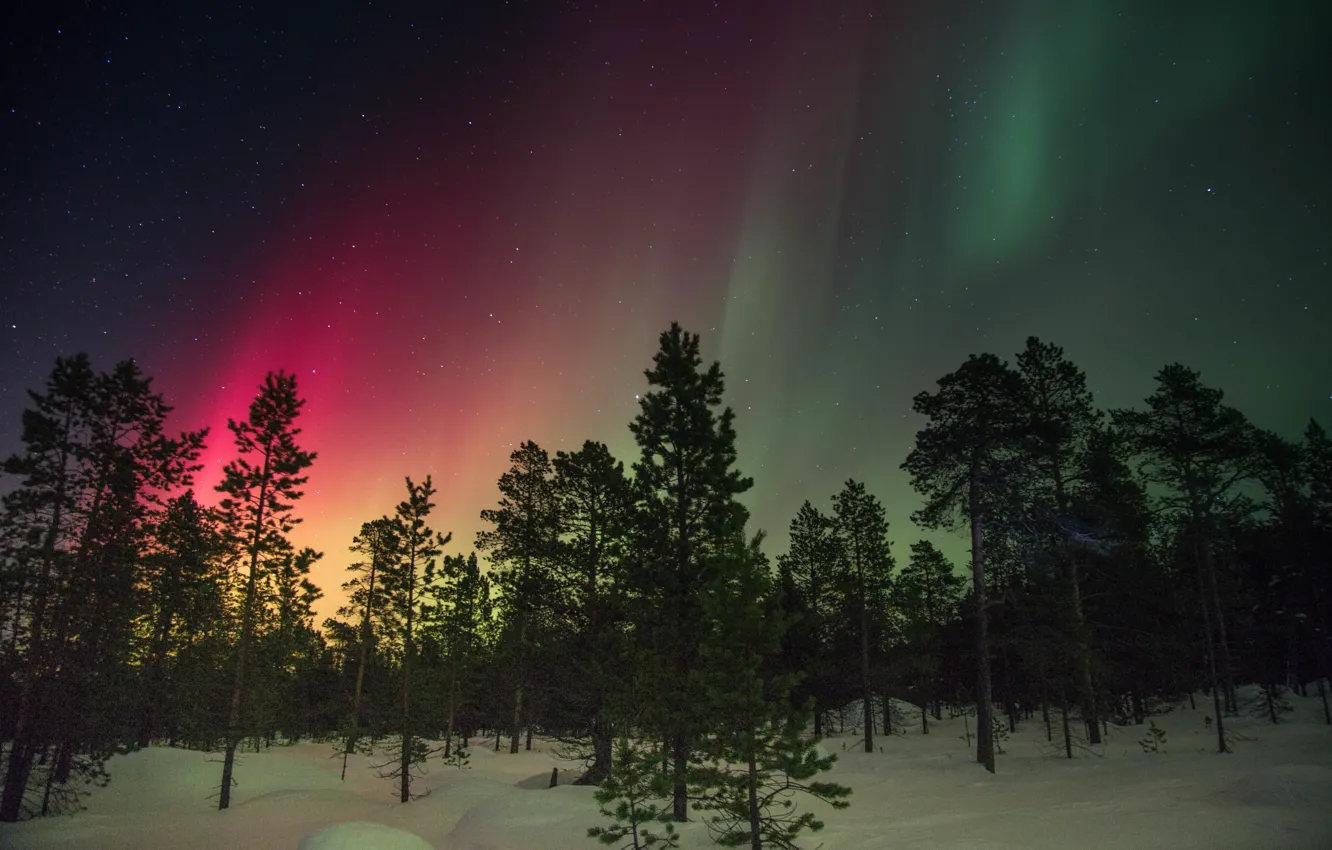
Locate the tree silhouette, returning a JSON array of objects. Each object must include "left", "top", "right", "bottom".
[
  {"left": 215, "top": 370, "right": 314, "bottom": 810},
  {"left": 902, "top": 353, "right": 1027, "bottom": 774},
  {"left": 1113, "top": 364, "right": 1256, "bottom": 752},
  {"left": 627, "top": 322, "right": 752, "bottom": 820}
]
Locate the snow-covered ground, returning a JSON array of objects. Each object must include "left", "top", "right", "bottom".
[{"left": 3, "top": 687, "right": 1330, "bottom": 849}]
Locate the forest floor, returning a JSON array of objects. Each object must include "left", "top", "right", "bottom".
[{"left": 3, "top": 685, "right": 1330, "bottom": 849}]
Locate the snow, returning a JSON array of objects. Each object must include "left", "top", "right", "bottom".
[
  {"left": 299, "top": 822, "right": 433, "bottom": 850},
  {"left": 3, "top": 687, "right": 1330, "bottom": 849}
]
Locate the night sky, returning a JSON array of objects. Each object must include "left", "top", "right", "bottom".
[{"left": 3, "top": 0, "right": 1329, "bottom": 619}]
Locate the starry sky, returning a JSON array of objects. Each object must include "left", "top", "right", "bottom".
[{"left": 3, "top": 0, "right": 1329, "bottom": 620}]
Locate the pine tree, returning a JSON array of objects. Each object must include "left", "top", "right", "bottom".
[
  {"left": 551, "top": 440, "right": 631, "bottom": 783},
  {"left": 434, "top": 551, "right": 491, "bottom": 764},
  {"left": 136, "top": 490, "right": 226, "bottom": 747},
  {"left": 476, "top": 440, "right": 560, "bottom": 754},
  {"left": 902, "top": 353, "right": 1028, "bottom": 774},
  {"left": 331, "top": 518, "right": 398, "bottom": 779},
  {"left": 829, "top": 481, "right": 894, "bottom": 752},
  {"left": 690, "top": 532, "right": 851, "bottom": 850},
  {"left": 775, "top": 502, "right": 841, "bottom": 735},
  {"left": 215, "top": 370, "right": 315, "bottom": 810},
  {"left": 1014, "top": 337, "right": 1104, "bottom": 743},
  {"left": 896, "top": 541, "right": 964, "bottom": 733},
  {"left": 1, "top": 355, "right": 205, "bottom": 820},
  {"left": 627, "top": 322, "right": 753, "bottom": 820},
  {"left": 262, "top": 546, "right": 324, "bottom": 741},
  {"left": 588, "top": 738, "right": 680, "bottom": 850},
  {"left": 1112, "top": 364, "right": 1256, "bottom": 752},
  {"left": 380, "top": 476, "right": 449, "bottom": 802}
]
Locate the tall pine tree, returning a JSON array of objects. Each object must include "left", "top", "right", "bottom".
[
  {"left": 476, "top": 441, "right": 560, "bottom": 754},
  {"left": 381, "top": 476, "right": 449, "bottom": 802},
  {"left": 1113, "top": 364, "right": 1256, "bottom": 752},
  {"left": 829, "top": 481, "right": 894, "bottom": 752},
  {"left": 331, "top": 517, "right": 397, "bottom": 779},
  {"left": 551, "top": 440, "right": 631, "bottom": 783},
  {"left": 902, "top": 353, "right": 1027, "bottom": 774},
  {"left": 628, "top": 322, "right": 752, "bottom": 820},
  {"left": 895, "top": 541, "right": 964, "bottom": 734},
  {"left": 775, "top": 502, "right": 841, "bottom": 735},
  {"left": 214, "top": 370, "right": 314, "bottom": 810},
  {"left": 1014, "top": 337, "right": 1104, "bottom": 743}
]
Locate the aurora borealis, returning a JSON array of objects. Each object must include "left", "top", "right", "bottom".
[{"left": 3, "top": 0, "right": 1329, "bottom": 620}]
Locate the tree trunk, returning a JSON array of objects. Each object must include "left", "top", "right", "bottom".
[
  {"left": 220, "top": 539, "right": 262, "bottom": 810},
  {"left": 1042, "top": 690, "right": 1052, "bottom": 742},
  {"left": 858, "top": 546, "right": 874, "bottom": 754},
  {"left": 1067, "top": 559, "right": 1101, "bottom": 744},
  {"left": 1000, "top": 647, "right": 1018, "bottom": 734},
  {"left": 1316, "top": 674, "right": 1330, "bottom": 726},
  {"left": 1200, "top": 541, "right": 1237, "bottom": 715},
  {"left": 400, "top": 568, "right": 415, "bottom": 804},
  {"left": 509, "top": 683, "right": 524, "bottom": 755},
  {"left": 219, "top": 449, "right": 274, "bottom": 812},
  {"left": 444, "top": 647, "right": 458, "bottom": 760},
  {"left": 1060, "top": 686, "right": 1072, "bottom": 759},
  {"left": 747, "top": 748, "right": 761, "bottom": 850},
  {"left": 671, "top": 736, "right": 688, "bottom": 822},
  {"left": 578, "top": 710, "right": 613, "bottom": 785},
  {"left": 969, "top": 462, "right": 995, "bottom": 774},
  {"left": 510, "top": 609, "right": 526, "bottom": 755},
  {"left": 1194, "top": 550, "right": 1229, "bottom": 754},
  {"left": 40, "top": 744, "right": 66, "bottom": 817},
  {"left": 343, "top": 550, "right": 379, "bottom": 780},
  {"left": 922, "top": 673, "right": 930, "bottom": 734}
]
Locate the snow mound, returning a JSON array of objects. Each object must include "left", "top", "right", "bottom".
[{"left": 297, "top": 822, "right": 434, "bottom": 850}]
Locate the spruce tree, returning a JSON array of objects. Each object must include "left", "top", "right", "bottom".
[
  {"left": 901, "top": 353, "right": 1027, "bottom": 774},
  {"left": 627, "top": 322, "right": 752, "bottom": 820},
  {"left": 215, "top": 370, "right": 314, "bottom": 810}
]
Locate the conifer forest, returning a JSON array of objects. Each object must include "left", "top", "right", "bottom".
[
  {"left": 1, "top": 325, "right": 1329, "bottom": 847},
  {"left": 3, "top": 1, "right": 1329, "bottom": 848}
]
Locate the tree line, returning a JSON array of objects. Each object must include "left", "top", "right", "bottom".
[{"left": 0, "top": 327, "right": 1328, "bottom": 848}]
